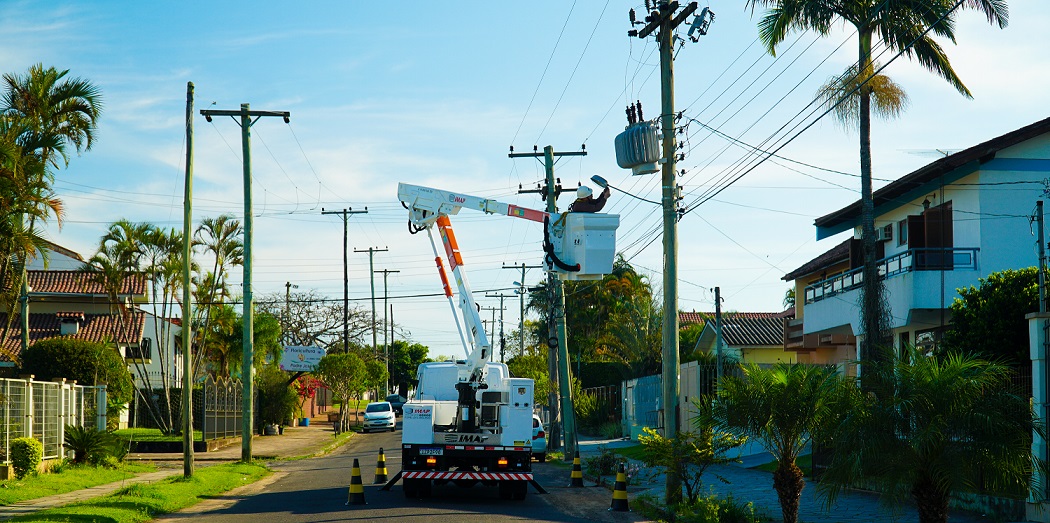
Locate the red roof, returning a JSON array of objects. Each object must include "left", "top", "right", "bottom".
[
  {"left": 681, "top": 311, "right": 792, "bottom": 325},
  {"left": 24, "top": 270, "right": 146, "bottom": 296},
  {"left": 0, "top": 311, "right": 145, "bottom": 363}
]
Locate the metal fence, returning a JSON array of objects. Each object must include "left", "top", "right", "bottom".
[
  {"left": 1, "top": 378, "right": 106, "bottom": 464},
  {"left": 202, "top": 376, "right": 242, "bottom": 441}
]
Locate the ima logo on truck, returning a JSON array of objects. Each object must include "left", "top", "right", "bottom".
[
  {"left": 448, "top": 194, "right": 466, "bottom": 204},
  {"left": 444, "top": 434, "right": 486, "bottom": 443}
]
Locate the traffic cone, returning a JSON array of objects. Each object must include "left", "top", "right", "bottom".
[
  {"left": 569, "top": 450, "right": 584, "bottom": 487},
  {"left": 609, "top": 461, "right": 629, "bottom": 511},
  {"left": 346, "top": 458, "right": 366, "bottom": 505},
  {"left": 374, "top": 448, "right": 388, "bottom": 484}
]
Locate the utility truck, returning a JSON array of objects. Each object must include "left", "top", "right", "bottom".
[{"left": 394, "top": 182, "right": 618, "bottom": 500}]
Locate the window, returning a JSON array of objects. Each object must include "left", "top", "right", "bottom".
[
  {"left": 127, "top": 338, "right": 152, "bottom": 360},
  {"left": 897, "top": 218, "right": 908, "bottom": 246}
]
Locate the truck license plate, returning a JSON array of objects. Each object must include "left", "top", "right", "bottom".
[{"left": 419, "top": 447, "right": 443, "bottom": 456}]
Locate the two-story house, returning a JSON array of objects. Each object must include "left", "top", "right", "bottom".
[{"left": 783, "top": 116, "right": 1050, "bottom": 361}]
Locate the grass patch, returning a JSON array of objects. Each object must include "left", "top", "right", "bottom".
[
  {"left": 0, "top": 462, "right": 156, "bottom": 506},
  {"left": 612, "top": 444, "right": 647, "bottom": 462},
  {"left": 752, "top": 454, "right": 811, "bottom": 477},
  {"left": 8, "top": 462, "right": 269, "bottom": 523},
  {"left": 112, "top": 428, "right": 203, "bottom": 442}
]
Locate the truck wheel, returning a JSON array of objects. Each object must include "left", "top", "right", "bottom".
[
  {"left": 512, "top": 480, "right": 528, "bottom": 500},
  {"left": 403, "top": 478, "right": 419, "bottom": 498},
  {"left": 419, "top": 478, "right": 433, "bottom": 497}
]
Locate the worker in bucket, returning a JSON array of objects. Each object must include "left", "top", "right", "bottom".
[{"left": 569, "top": 184, "right": 610, "bottom": 213}]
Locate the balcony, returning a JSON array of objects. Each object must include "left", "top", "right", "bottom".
[{"left": 803, "top": 248, "right": 979, "bottom": 305}]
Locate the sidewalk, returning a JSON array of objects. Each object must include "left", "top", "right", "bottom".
[
  {"left": 0, "top": 416, "right": 347, "bottom": 521},
  {"left": 576, "top": 435, "right": 994, "bottom": 523}
]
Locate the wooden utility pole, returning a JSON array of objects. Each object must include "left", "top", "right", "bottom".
[
  {"left": 355, "top": 247, "right": 389, "bottom": 359},
  {"left": 509, "top": 144, "right": 585, "bottom": 459},
  {"left": 322, "top": 208, "right": 367, "bottom": 353},
  {"left": 629, "top": 0, "right": 711, "bottom": 505},
  {"left": 201, "top": 103, "right": 290, "bottom": 462},
  {"left": 182, "top": 81, "right": 195, "bottom": 477}
]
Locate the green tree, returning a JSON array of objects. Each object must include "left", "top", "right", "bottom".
[
  {"left": 19, "top": 338, "right": 134, "bottom": 425},
  {"left": 940, "top": 267, "right": 1037, "bottom": 364},
  {"left": 315, "top": 352, "right": 365, "bottom": 433},
  {"left": 256, "top": 364, "right": 298, "bottom": 426},
  {"left": 363, "top": 358, "right": 389, "bottom": 400},
  {"left": 388, "top": 340, "right": 429, "bottom": 395},
  {"left": 820, "top": 347, "right": 1041, "bottom": 523},
  {"left": 639, "top": 423, "right": 746, "bottom": 506},
  {"left": 192, "top": 214, "right": 243, "bottom": 380},
  {"left": 0, "top": 64, "right": 101, "bottom": 345},
  {"left": 596, "top": 293, "right": 662, "bottom": 378},
  {"left": 711, "top": 363, "right": 844, "bottom": 523},
  {"left": 745, "top": 0, "right": 1009, "bottom": 381}
]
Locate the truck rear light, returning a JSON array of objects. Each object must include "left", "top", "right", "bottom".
[
  {"left": 425, "top": 457, "right": 437, "bottom": 466},
  {"left": 497, "top": 457, "right": 508, "bottom": 468}
]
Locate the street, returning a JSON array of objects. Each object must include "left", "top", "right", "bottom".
[{"left": 157, "top": 423, "right": 646, "bottom": 523}]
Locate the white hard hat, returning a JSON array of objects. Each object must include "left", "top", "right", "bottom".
[{"left": 577, "top": 186, "right": 593, "bottom": 199}]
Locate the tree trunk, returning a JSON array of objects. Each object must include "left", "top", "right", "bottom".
[
  {"left": 912, "top": 476, "right": 950, "bottom": 523},
  {"left": 773, "top": 460, "right": 805, "bottom": 523}
]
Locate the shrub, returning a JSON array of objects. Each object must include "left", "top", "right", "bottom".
[
  {"left": 19, "top": 338, "right": 134, "bottom": 424},
  {"left": 599, "top": 421, "right": 622, "bottom": 439},
  {"left": 11, "top": 437, "right": 43, "bottom": 479},
  {"left": 674, "top": 492, "right": 761, "bottom": 523},
  {"left": 256, "top": 365, "right": 298, "bottom": 426},
  {"left": 584, "top": 444, "right": 618, "bottom": 482},
  {"left": 63, "top": 425, "right": 110, "bottom": 465}
]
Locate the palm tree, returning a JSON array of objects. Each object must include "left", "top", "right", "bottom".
[
  {"left": 711, "top": 363, "right": 845, "bottom": 523},
  {"left": 819, "top": 347, "right": 1041, "bottom": 523},
  {"left": 193, "top": 214, "right": 243, "bottom": 380},
  {"left": 744, "top": 0, "right": 1008, "bottom": 381}
]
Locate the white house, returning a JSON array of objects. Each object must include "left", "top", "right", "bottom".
[{"left": 784, "top": 116, "right": 1050, "bottom": 360}]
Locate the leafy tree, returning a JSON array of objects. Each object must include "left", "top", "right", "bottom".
[
  {"left": 192, "top": 214, "right": 243, "bottom": 380},
  {"left": 940, "top": 267, "right": 1037, "bottom": 365},
  {"left": 745, "top": 0, "right": 1009, "bottom": 383},
  {"left": 363, "top": 358, "right": 389, "bottom": 400},
  {"left": 711, "top": 363, "right": 844, "bottom": 523},
  {"left": 315, "top": 352, "right": 365, "bottom": 433},
  {"left": 19, "top": 338, "right": 134, "bottom": 425},
  {"left": 256, "top": 364, "right": 298, "bottom": 426},
  {"left": 387, "top": 340, "right": 429, "bottom": 395},
  {"left": 820, "top": 346, "right": 1041, "bottom": 523},
  {"left": 596, "top": 293, "right": 662, "bottom": 378}
]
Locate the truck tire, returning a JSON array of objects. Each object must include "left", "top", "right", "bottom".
[
  {"left": 403, "top": 478, "right": 419, "bottom": 498},
  {"left": 534, "top": 452, "right": 545, "bottom": 463}
]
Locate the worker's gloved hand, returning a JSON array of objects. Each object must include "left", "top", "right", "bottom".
[{"left": 601, "top": 187, "right": 611, "bottom": 198}]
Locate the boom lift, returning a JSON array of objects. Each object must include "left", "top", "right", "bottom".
[{"left": 390, "top": 182, "right": 618, "bottom": 500}]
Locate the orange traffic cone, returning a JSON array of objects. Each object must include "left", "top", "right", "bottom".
[
  {"left": 374, "top": 448, "right": 388, "bottom": 484},
  {"left": 347, "top": 458, "right": 366, "bottom": 505},
  {"left": 569, "top": 451, "right": 584, "bottom": 487},
  {"left": 609, "top": 461, "right": 629, "bottom": 511}
]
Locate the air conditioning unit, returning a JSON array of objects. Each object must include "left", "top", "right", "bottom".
[{"left": 874, "top": 224, "right": 893, "bottom": 242}]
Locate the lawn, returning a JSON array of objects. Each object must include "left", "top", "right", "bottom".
[
  {"left": 113, "top": 428, "right": 203, "bottom": 442},
  {"left": 0, "top": 462, "right": 156, "bottom": 506},
  {"left": 7, "top": 462, "right": 269, "bottom": 523}
]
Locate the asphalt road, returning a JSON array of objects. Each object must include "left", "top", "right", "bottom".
[{"left": 157, "top": 422, "right": 647, "bottom": 523}]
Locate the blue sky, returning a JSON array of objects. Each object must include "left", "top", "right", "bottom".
[{"left": 3, "top": 0, "right": 1047, "bottom": 359}]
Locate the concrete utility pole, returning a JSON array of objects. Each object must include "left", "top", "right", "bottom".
[
  {"left": 629, "top": 0, "right": 711, "bottom": 505},
  {"left": 509, "top": 144, "right": 585, "bottom": 459},
  {"left": 715, "top": 287, "right": 723, "bottom": 383},
  {"left": 504, "top": 263, "right": 542, "bottom": 357},
  {"left": 182, "top": 81, "right": 195, "bottom": 477},
  {"left": 1039, "top": 201, "right": 1045, "bottom": 314},
  {"left": 201, "top": 103, "right": 290, "bottom": 463},
  {"left": 323, "top": 208, "right": 367, "bottom": 353},
  {"left": 355, "top": 247, "right": 389, "bottom": 359},
  {"left": 378, "top": 269, "right": 400, "bottom": 396},
  {"left": 486, "top": 293, "right": 513, "bottom": 362}
]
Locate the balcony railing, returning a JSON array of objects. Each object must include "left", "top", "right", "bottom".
[{"left": 803, "top": 248, "right": 979, "bottom": 304}]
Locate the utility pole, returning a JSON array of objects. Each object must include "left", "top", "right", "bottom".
[
  {"left": 181, "top": 81, "right": 195, "bottom": 477},
  {"left": 201, "top": 103, "right": 290, "bottom": 463},
  {"left": 480, "top": 306, "right": 499, "bottom": 352},
  {"left": 509, "top": 144, "right": 585, "bottom": 459},
  {"left": 714, "top": 287, "right": 723, "bottom": 383},
  {"left": 486, "top": 293, "right": 513, "bottom": 362},
  {"left": 503, "top": 263, "right": 541, "bottom": 358},
  {"left": 629, "top": 0, "right": 711, "bottom": 505},
  {"left": 378, "top": 269, "right": 400, "bottom": 396},
  {"left": 1039, "top": 201, "right": 1045, "bottom": 314},
  {"left": 322, "top": 208, "right": 367, "bottom": 353},
  {"left": 355, "top": 247, "right": 389, "bottom": 359},
  {"left": 284, "top": 282, "right": 298, "bottom": 345}
]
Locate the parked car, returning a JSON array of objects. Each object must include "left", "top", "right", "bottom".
[
  {"left": 532, "top": 414, "right": 547, "bottom": 462},
  {"left": 385, "top": 393, "right": 407, "bottom": 415},
  {"left": 362, "top": 401, "right": 396, "bottom": 433}
]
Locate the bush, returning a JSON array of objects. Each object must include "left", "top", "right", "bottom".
[
  {"left": 599, "top": 421, "right": 622, "bottom": 439},
  {"left": 11, "top": 437, "right": 43, "bottom": 479},
  {"left": 63, "top": 425, "right": 126, "bottom": 466},
  {"left": 674, "top": 493, "right": 760, "bottom": 523},
  {"left": 584, "top": 445, "right": 618, "bottom": 481},
  {"left": 256, "top": 365, "right": 298, "bottom": 426}
]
